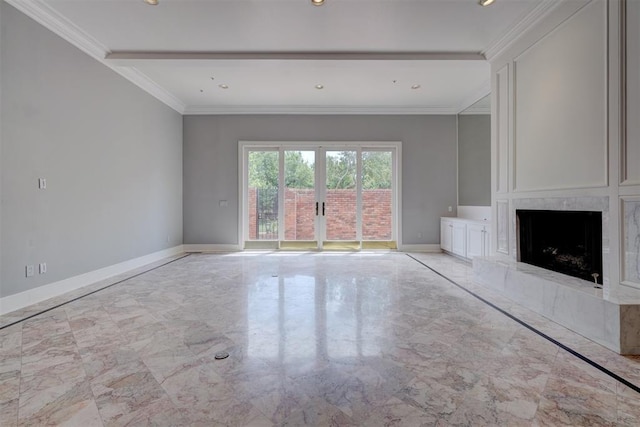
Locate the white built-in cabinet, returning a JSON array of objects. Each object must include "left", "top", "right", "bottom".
[
  {"left": 452, "top": 222, "right": 467, "bottom": 257},
  {"left": 440, "top": 219, "right": 453, "bottom": 252},
  {"left": 440, "top": 218, "right": 490, "bottom": 260},
  {"left": 466, "top": 223, "right": 490, "bottom": 259}
]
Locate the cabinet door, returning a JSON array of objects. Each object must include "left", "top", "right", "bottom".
[
  {"left": 483, "top": 226, "right": 491, "bottom": 256},
  {"left": 451, "top": 222, "right": 466, "bottom": 257},
  {"left": 441, "top": 220, "right": 453, "bottom": 252},
  {"left": 466, "top": 224, "right": 485, "bottom": 259}
]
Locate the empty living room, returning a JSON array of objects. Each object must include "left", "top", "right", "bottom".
[{"left": 1, "top": 0, "right": 640, "bottom": 425}]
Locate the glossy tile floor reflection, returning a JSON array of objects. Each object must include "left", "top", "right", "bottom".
[{"left": 1, "top": 252, "right": 640, "bottom": 426}]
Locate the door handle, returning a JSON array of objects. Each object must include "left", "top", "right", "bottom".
[
  {"left": 316, "top": 202, "right": 319, "bottom": 216},
  {"left": 322, "top": 202, "right": 325, "bottom": 216}
]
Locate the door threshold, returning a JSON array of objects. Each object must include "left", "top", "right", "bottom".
[{"left": 279, "top": 241, "right": 319, "bottom": 250}]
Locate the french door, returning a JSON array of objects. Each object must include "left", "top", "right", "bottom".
[{"left": 241, "top": 142, "right": 400, "bottom": 250}]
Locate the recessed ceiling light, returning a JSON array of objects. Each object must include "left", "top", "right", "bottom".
[
  {"left": 478, "top": 0, "right": 495, "bottom": 6},
  {"left": 311, "top": 0, "right": 325, "bottom": 6},
  {"left": 315, "top": 84, "right": 324, "bottom": 90},
  {"left": 144, "top": 0, "right": 159, "bottom": 5},
  {"left": 219, "top": 84, "right": 229, "bottom": 89},
  {"left": 411, "top": 84, "right": 421, "bottom": 90}
]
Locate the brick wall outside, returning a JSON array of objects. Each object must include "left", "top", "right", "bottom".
[
  {"left": 284, "top": 189, "right": 315, "bottom": 240},
  {"left": 324, "top": 190, "right": 357, "bottom": 240},
  {"left": 362, "top": 190, "right": 392, "bottom": 240},
  {"left": 248, "top": 188, "right": 392, "bottom": 241}
]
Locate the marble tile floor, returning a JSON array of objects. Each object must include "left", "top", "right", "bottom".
[
  {"left": 0, "top": 254, "right": 189, "bottom": 330},
  {"left": 0, "top": 251, "right": 639, "bottom": 426}
]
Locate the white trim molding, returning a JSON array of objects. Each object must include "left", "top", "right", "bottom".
[
  {"left": 4, "top": 0, "right": 186, "bottom": 113},
  {"left": 483, "top": 0, "right": 564, "bottom": 61},
  {"left": 115, "top": 67, "right": 186, "bottom": 113},
  {"left": 106, "top": 51, "right": 486, "bottom": 63},
  {"left": 5, "top": 0, "right": 108, "bottom": 61},
  {"left": 184, "top": 105, "right": 460, "bottom": 115},
  {"left": 400, "top": 244, "right": 442, "bottom": 253},
  {"left": 456, "top": 81, "right": 491, "bottom": 114},
  {"left": 620, "top": 196, "right": 640, "bottom": 290},
  {"left": 183, "top": 244, "right": 242, "bottom": 252},
  {"left": 0, "top": 245, "right": 185, "bottom": 316},
  {"left": 5, "top": 0, "right": 562, "bottom": 117},
  {"left": 496, "top": 200, "right": 510, "bottom": 255}
]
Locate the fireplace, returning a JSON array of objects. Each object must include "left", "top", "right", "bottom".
[{"left": 517, "top": 210, "right": 603, "bottom": 284}]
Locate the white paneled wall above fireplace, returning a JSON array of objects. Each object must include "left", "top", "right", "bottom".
[
  {"left": 512, "top": 0, "right": 608, "bottom": 193},
  {"left": 479, "top": 0, "right": 640, "bottom": 354},
  {"left": 623, "top": 0, "right": 640, "bottom": 186}
]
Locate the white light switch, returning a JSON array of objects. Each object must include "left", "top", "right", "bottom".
[{"left": 38, "top": 178, "right": 47, "bottom": 189}]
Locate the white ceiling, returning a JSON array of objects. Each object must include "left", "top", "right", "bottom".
[{"left": 9, "top": 0, "right": 553, "bottom": 114}]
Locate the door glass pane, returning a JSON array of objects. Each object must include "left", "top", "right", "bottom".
[
  {"left": 248, "top": 151, "right": 279, "bottom": 240},
  {"left": 284, "top": 151, "right": 315, "bottom": 241},
  {"left": 362, "top": 151, "right": 392, "bottom": 240},
  {"left": 325, "top": 150, "right": 357, "bottom": 241}
]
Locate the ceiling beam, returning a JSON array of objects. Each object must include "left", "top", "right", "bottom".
[{"left": 105, "top": 51, "right": 486, "bottom": 64}]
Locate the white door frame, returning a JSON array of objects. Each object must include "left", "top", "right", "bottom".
[{"left": 239, "top": 140, "right": 402, "bottom": 249}]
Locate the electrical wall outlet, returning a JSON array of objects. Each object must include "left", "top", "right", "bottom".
[
  {"left": 39, "top": 263, "right": 47, "bottom": 274},
  {"left": 25, "top": 265, "right": 35, "bottom": 277}
]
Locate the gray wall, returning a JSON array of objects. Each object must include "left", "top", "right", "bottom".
[
  {"left": 458, "top": 114, "right": 491, "bottom": 206},
  {"left": 1, "top": 3, "right": 183, "bottom": 298},
  {"left": 183, "top": 115, "right": 457, "bottom": 246}
]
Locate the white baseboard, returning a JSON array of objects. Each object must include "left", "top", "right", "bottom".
[
  {"left": 399, "top": 244, "right": 442, "bottom": 253},
  {"left": 0, "top": 245, "right": 185, "bottom": 316},
  {"left": 183, "top": 244, "right": 242, "bottom": 252}
]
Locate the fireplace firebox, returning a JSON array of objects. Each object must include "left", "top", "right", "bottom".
[{"left": 517, "top": 210, "right": 603, "bottom": 284}]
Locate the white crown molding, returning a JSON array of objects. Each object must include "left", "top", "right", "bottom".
[
  {"left": 459, "top": 106, "right": 490, "bottom": 115},
  {"left": 483, "top": 0, "right": 564, "bottom": 61},
  {"left": 5, "top": 0, "right": 108, "bottom": 61},
  {"left": 5, "top": 0, "right": 186, "bottom": 114},
  {"left": 456, "top": 80, "right": 491, "bottom": 113},
  {"left": 7, "top": 0, "right": 553, "bottom": 116},
  {"left": 184, "top": 105, "right": 460, "bottom": 115},
  {"left": 118, "top": 67, "right": 186, "bottom": 113}
]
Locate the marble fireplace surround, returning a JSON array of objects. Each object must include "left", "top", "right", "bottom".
[
  {"left": 510, "top": 197, "right": 611, "bottom": 288},
  {"left": 474, "top": 196, "right": 640, "bottom": 355}
]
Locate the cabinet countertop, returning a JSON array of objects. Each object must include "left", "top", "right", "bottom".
[{"left": 441, "top": 217, "right": 490, "bottom": 225}]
